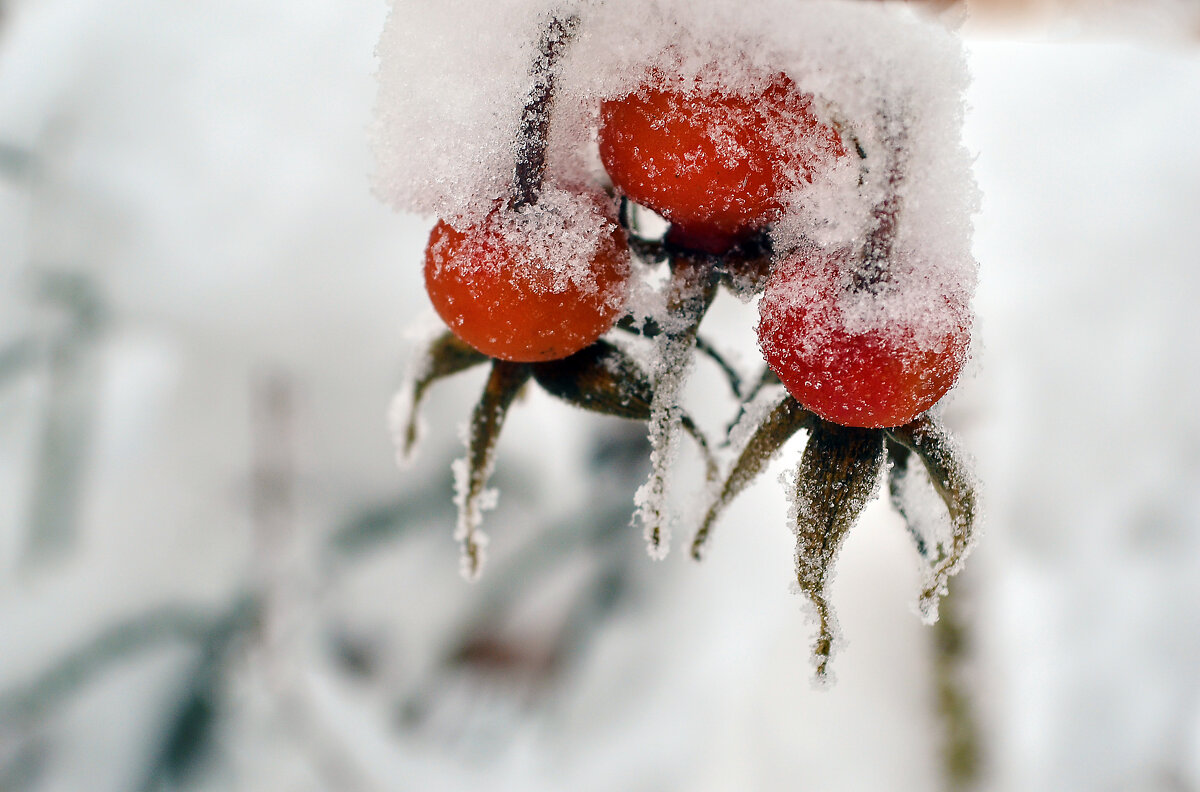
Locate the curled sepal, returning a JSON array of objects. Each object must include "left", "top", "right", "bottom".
[
  {"left": 792, "top": 421, "right": 885, "bottom": 682},
  {"left": 886, "top": 415, "right": 979, "bottom": 623},
  {"left": 453, "top": 360, "right": 531, "bottom": 580},
  {"left": 389, "top": 330, "right": 488, "bottom": 467},
  {"left": 885, "top": 438, "right": 931, "bottom": 562},
  {"left": 691, "top": 393, "right": 814, "bottom": 561},
  {"left": 531, "top": 341, "right": 719, "bottom": 498}
]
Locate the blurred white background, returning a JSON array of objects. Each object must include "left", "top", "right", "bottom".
[{"left": 2, "top": 1, "right": 1199, "bottom": 791}]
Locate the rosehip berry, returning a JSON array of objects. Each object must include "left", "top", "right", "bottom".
[
  {"left": 598, "top": 71, "right": 846, "bottom": 252},
  {"left": 757, "top": 253, "right": 969, "bottom": 428},
  {"left": 424, "top": 193, "right": 631, "bottom": 363}
]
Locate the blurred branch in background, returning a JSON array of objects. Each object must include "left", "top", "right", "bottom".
[
  {"left": 246, "top": 369, "right": 376, "bottom": 791},
  {"left": 395, "top": 429, "right": 647, "bottom": 763},
  {"left": 1, "top": 592, "right": 241, "bottom": 792},
  {"left": 0, "top": 142, "right": 34, "bottom": 183},
  {"left": 934, "top": 582, "right": 983, "bottom": 791},
  {"left": 1, "top": 343, "right": 652, "bottom": 789},
  {"left": 399, "top": 429, "right": 647, "bottom": 748},
  {"left": 133, "top": 599, "right": 258, "bottom": 792},
  {"left": 0, "top": 599, "right": 254, "bottom": 728},
  {"left": 0, "top": 336, "right": 37, "bottom": 390},
  {"left": 0, "top": 597, "right": 258, "bottom": 792},
  {"left": 22, "top": 270, "right": 106, "bottom": 565},
  {"left": 328, "top": 482, "right": 455, "bottom": 557},
  {"left": 0, "top": 736, "right": 48, "bottom": 792}
]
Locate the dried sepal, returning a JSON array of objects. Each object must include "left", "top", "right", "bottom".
[
  {"left": 679, "top": 417, "right": 720, "bottom": 490},
  {"left": 454, "top": 360, "right": 531, "bottom": 580},
  {"left": 691, "top": 392, "right": 814, "bottom": 560},
  {"left": 885, "top": 437, "right": 931, "bottom": 561},
  {"left": 886, "top": 414, "right": 979, "bottom": 622},
  {"left": 620, "top": 319, "right": 741, "bottom": 400},
  {"left": 635, "top": 257, "right": 719, "bottom": 559},
  {"left": 531, "top": 340, "right": 651, "bottom": 421},
  {"left": 617, "top": 316, "right": 739, "bottom": 399},
  {"left": 388, "top": 330, "right": 489, "bottom": 466},
  {"left": 533, "top": 340, "right": 719, "bottom": 518},
  {"left": 792, "top": 420, "right": 885, "bottom": 681}
]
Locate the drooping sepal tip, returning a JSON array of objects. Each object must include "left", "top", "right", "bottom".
[
  {"left": 886, "top": 414, "right": 980, "bottom": 624},
  {"left": 388, "top": 328, "right": 488, "bottom": 469},
  {"left": 453, "top": 360, "right": 531, "bottom": 580},
  {"left": 790, "top": 420, "right": 885, "bottom": 682}
]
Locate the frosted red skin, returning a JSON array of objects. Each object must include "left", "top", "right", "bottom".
[
  {"left": 757, "top": 254, "right": 969, "bottom": 428},
  {"left": 424, "top": 208, "right": 631, "bottom": 363},
  {"left": 598, "top": 73, "right": 846, "bottom": 252}
]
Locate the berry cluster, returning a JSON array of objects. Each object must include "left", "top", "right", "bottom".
[{"left": 392, "top": 13, "right": 978, "bottom": 679}]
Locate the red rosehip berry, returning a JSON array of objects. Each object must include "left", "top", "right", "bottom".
[
  {"left": 598, "top": 71, "right": 846, "bottom": 252},
  {"left": 757, "top": 252, "right": 970, "bottom": 428},
  {"left": 425, "top": 193, "right": 631, "bottom": 363}
]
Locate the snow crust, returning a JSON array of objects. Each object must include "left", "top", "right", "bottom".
[
  {"left": 372, "top": 0, "right": 547, "bottom": 222},
  {"left": 374, "top": 0, "right": 978, "bottom": 297},
  {"left": 375, "top": 0, "right": 977, "bottom": 399},
  {"left": 431, "top": 187, "right": 626, "bottom": 296}
]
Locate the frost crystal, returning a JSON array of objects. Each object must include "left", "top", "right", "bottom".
[{"left": 451, "top": 454, "right": 495, "bottom": 581}]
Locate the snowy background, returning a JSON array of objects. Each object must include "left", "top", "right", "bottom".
[{"left": 2, "top": 1, "right": 1199, "bottom": 791}]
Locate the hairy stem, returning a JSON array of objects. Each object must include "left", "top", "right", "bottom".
[{"left": 637, "top": 255, "right": 719, "bottom": 557}]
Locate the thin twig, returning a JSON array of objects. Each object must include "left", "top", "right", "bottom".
[
  {"left": 510, "top": 13, "right": 580, "bottom": 209},
  {"left": 695, "top": 336, "right": 743, "bottom": 398},
  {"left": 856, "top": 110, "right": 908, "bottom": 290}
]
